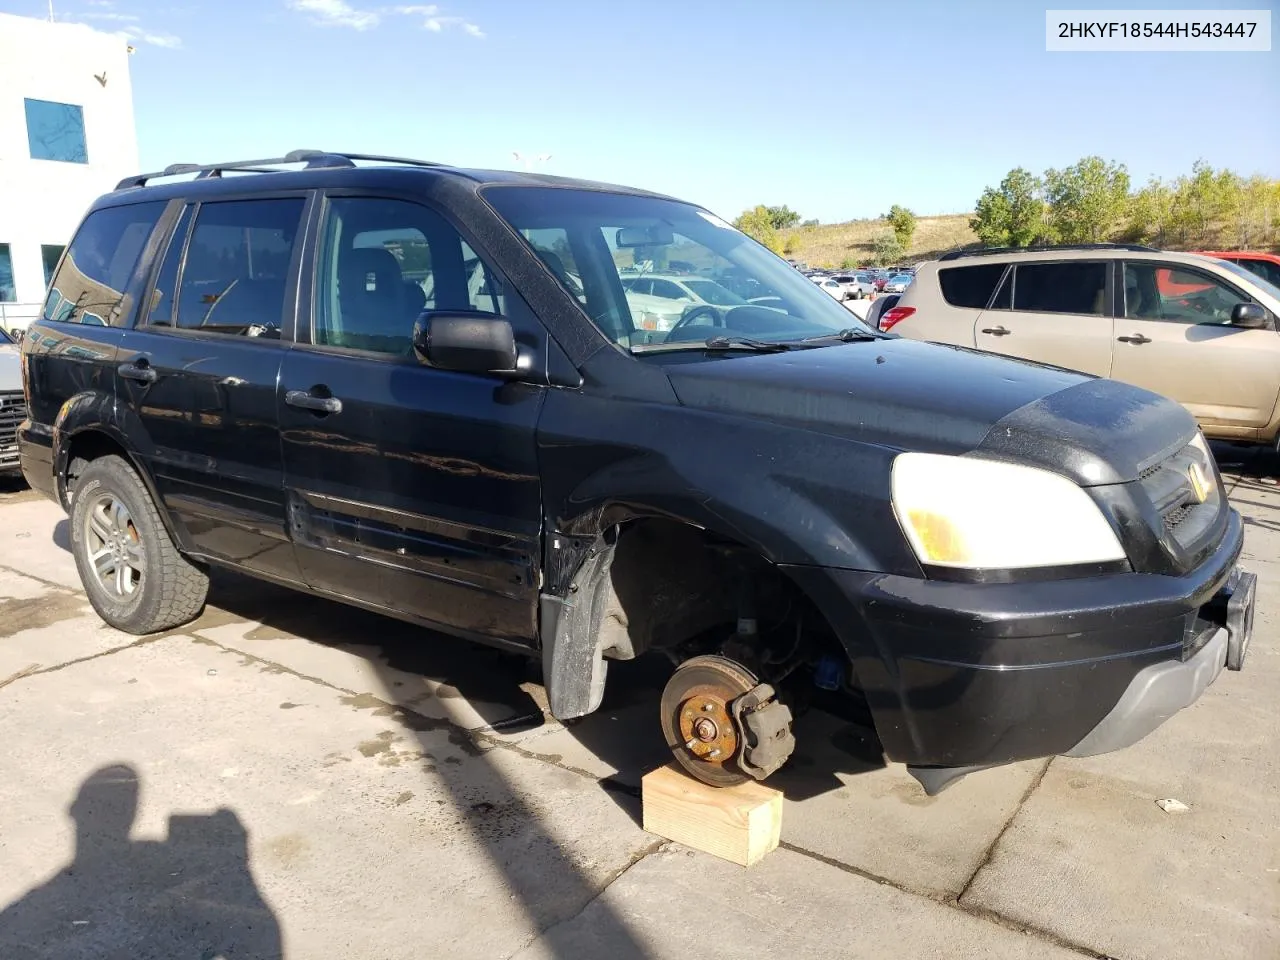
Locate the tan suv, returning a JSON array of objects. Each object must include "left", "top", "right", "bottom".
[{"left": 883, "top": 244, "right": 1280, "bottom": 445}]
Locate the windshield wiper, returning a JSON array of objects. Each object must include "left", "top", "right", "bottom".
[
  {"left": 795, "top": 327, "right": 883, "bottom": 344},
  {"left": 631, "top": 335, "right": 792, "bottom": 354}
]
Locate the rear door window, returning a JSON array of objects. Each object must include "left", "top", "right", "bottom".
[
  {"left": 938, "top": 263, "right": 1006, "bottom": 308},
  {"left": 1012, "top": 262, "right": 1108, "bottom": 315},
  {"left": 42, "top": 202, "right": 167, "bottom": 326},
  {"left": 175, "top": 199, "right": 305, "bottom": 338}
]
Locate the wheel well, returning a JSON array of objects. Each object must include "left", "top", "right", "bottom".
[
  {"left": 62, "top": 431, "right": 130, "bottom": 502},
  {"left": 597, "top": 518, "right": 851, "bottom": 679},
  {"left": 64, "top": 429, "right": 130, "bottom": 479}
]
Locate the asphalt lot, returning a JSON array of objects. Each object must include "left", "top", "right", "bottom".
[{"left": 0, "top": 449, "right": 1277, "bottom": 960}]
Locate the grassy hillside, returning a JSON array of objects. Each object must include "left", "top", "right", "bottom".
[{"left": 779, "top": 214, "right": 977, "bottom": 269}]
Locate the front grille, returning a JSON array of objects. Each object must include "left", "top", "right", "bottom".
[
  {"left": 0, "top": 392, "right": 26, "bottom": 469},
  {"left": 1163, "top": 504, "right": 1194, "bottom": 529},
  {"left": 1138, "top": 463, "right": 1163, "bottom": 482},
  {"left": 1137, "top": 439, "right": 1221, "bottom": 556}
]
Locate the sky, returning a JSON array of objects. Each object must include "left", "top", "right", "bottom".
[{"left": 5, "top": 0, "right": 1279, "bottom": 223}]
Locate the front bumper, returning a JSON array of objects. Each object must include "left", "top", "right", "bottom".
[{"left": 785, "top": 508, "right": 1251, "bottom": 784}]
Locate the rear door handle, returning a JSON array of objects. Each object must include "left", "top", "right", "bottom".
[
  {"left": 117, "top": 361, "right": 157, "bottom": 383},
  {"left": 1117, "top": 333, "right": 1152, "bottom": 345},
  {"left": 980, "top": 325, "right": 1011, "bottom": 337},
  {"left": 285, "top": 390, "right": 343, "bottom": 414}
]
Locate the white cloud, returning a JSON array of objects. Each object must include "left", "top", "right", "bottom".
[
  {"left": 402, "top": 10, "right": 484, "bottom": 37},
  {"left": 287, "top": 0, "right": 381, "bottom": 30},
  {"left": 65, "top": 4, "right": 183, "bottom": 49},
  {"left": 133, "top": 30, "right": 183, "bottom": 48},
  {"left": 287, "top": 1, "right": 483, "bottom": 37}
]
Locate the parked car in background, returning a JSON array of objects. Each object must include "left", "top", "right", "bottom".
[
  {"left": 1198, "top": 251, "right": 1280, "bottom": 289},
  {"left": 814, "top": 276, "right": 846, "bottom": 299},
  {"left": 887, "top": 243, "right": 1280, "bottom": 445},
  {"left": 618, "top": 273, "right": 759, "bottom": 335},
  {"left": 884, "top": 273, "right": 913, "bottom": 293},
  {"left": 830, "top": 274, "right": 874, "bottom": 299},
  {"left": 0, "top": 325, "right": 24, "bottom": 477}
]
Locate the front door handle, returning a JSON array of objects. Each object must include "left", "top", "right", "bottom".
[
  {"left": 981, "top": 325, "right": 1011, "bottom": 337},
  {"left": 118, "top": 361, "right": 157, "bottom": 383},
  {"left": 1117, "top": 333, "right": 1152, "bottom": 345},
  {"left": 285, "top": 390, "right": 343, "bottom": 415}
]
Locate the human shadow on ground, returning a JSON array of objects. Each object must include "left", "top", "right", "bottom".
[
  {"left": 0, "top": 764, "right": 281, "bottom": 960},
  {"left": 194, "top": 571, "right": 661, "bottom": 957}
]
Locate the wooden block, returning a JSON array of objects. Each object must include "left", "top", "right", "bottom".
[{"left": 641, "top": 763, "right": 783, "bottom": 867}]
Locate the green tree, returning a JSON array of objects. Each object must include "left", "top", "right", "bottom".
[
  {"left": 1127, "top": 177, "right": 1175, "bottom": 246},
  {"left": 1043, "top": 156, "right": 1131, "bottom": 243},
  {"left": 884, "top": 205, "right": 917, "bottom": 250},
  {"left": 969, "top": 167, "right": 1046, "bottom": 247},
  {"left": 1238, "top": 175, "right": 1280, "bottom": 248},
  {"left": 872, "top": 232, "right": 905, "bottom": 265},
  {"left": 765, "top": 205, "right": 802, "bottom": 230},
  {"left": 1167, "top": 161, "right": 1246, "bottom": 247},
  {"left": 733, "top": 205, "right": 784, "bottom": 254}
]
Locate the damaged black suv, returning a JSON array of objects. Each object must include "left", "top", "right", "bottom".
[{"left": 18, "top": 151, "right": 1256, "bottom": 794}]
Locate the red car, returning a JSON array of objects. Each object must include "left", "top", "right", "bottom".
[{"left": 1196, "top": 250, "right": 1280, "bottom": 288}]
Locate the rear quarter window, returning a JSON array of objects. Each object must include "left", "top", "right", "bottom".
[
  {"left": 1013, "top": 262, "right": 1108, "bottom": 315},
  {"left": 938, "top": 264, "right": 1006, "bottom": 308},
  {"left": 43, "top": 202, "right": 167, "bottom": 326}
]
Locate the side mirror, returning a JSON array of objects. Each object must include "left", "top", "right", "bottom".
[
  {"left": 413, "top": 311, "right": 517, "bottom": 374},
  {"left": 1231, "top": 302, "right": 1269, "bottom": 329}
]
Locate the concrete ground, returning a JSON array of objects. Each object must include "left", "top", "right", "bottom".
[{"left": 0, "top": 449, "right": 1277, "bottom": 960}]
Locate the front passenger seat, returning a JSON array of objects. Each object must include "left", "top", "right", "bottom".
[{"left": 336, "top": 247, "right": 410, "bottom": 350}]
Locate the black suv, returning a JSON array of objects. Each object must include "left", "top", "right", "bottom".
[{"left": 18, "top": 151, "right": 1257, "bottom": 793}]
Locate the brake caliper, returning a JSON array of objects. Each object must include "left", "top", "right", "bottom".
[{"left": 730, "top": 683, "right": 796, "bottom": 780}]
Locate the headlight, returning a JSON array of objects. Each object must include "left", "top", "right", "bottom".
[
  {"left": 1187, "top": 430, "right": 1215, "bottom": 472},
  {"left": 891, "top": 453, "right": 1126, "bottom": 570}
]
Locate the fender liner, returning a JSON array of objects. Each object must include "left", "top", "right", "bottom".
[{"left": 540, "top": 537, "right": 615, "bottom": 720}]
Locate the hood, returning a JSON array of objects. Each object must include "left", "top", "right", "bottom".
[
  {"left": 665, "top": 338, "right": 1196, "bottom": 486},
  {"left": 0, "top": 344, "right": 20, "bottom": 392}
]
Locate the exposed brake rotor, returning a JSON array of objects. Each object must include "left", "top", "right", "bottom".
[{"left": 660, "top": 654, "right": 795, "bottom": 787}]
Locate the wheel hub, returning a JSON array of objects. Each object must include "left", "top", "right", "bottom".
[{"left": 677, "top": 692, "right": 737, "bottom": 760}]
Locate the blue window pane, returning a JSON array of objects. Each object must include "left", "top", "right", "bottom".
[
  {"left": 25, "top": 99, "right": 88, "bottom": 164},
  {"left": 0, "top": 245, "right": 15, "bottom": 301},
  {"left": 42, "top": 245, "right": 66, "bottom": 288}
]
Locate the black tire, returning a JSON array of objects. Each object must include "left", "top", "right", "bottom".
[
  {"left": 660, "top": 655, "right": 758, "bottom": 787},
  {"left": 70, "top": 455, "right": 208, "bottom": 634}
]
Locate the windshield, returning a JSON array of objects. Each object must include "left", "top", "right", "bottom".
[
  {"left": 1218, "top": 258, "right": 1280, "bottom": 303},
  {"left": 682, "top": 279, "right": 747, "bottom": 306},
  {"left": 482, "top": 186, "right": 869, "bottom": 351},
  {"left": 0, "top": 327, "right": 12, "bottom": 344}
]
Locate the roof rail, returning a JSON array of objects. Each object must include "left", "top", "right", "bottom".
[
  {"left": 938, "top": 242, "right": 1158, "bottom": 261},
  {"left": 115, "top": 150, "right": 446, "bottom": 191}
]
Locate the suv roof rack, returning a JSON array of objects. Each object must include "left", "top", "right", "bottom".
[
  {"left": 938, "top": 242, "right": 1158, "bottom": 261},
  {"left": 115, "top": 149, "right": 446, "bottom": 191}
]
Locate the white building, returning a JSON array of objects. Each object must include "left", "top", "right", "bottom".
[{"left": 0, "top": 13, "right": 139, "bottom": 332}]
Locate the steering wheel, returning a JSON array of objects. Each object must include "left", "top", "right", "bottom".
[{"left": 666, "top": 304, "right": 725, "bottom": 340}]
